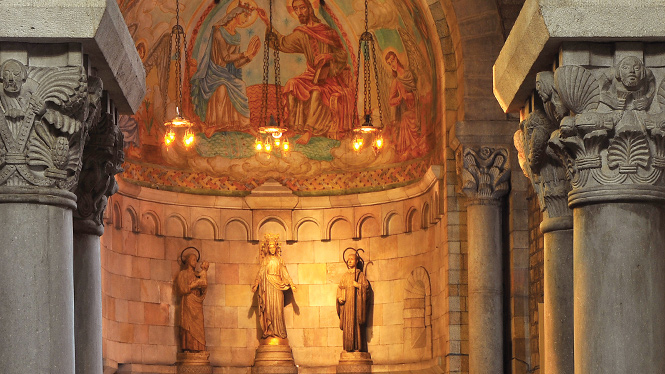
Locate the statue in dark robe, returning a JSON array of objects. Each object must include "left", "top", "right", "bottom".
[
  {"left": 175, "top": 253, "right": 208, "bottom": 352},
  {"left": 336, "top": 249, "right": 370, "bottom": 352}
]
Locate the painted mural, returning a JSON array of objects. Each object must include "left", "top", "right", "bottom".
[{"left": 117, "top": 0, "right": 440, "bottom": 195}]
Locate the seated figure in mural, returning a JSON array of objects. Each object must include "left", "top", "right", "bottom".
[
  {"left": 175, "top": 252, "right": 208, "bottom": 352},
  {"left": 385, "top": 51, "right": 421, "bottom": 158},
  {"left": 191, "top": 1, "right": 261, "bottom": 137},
  {"left": 258, "top": 0, "right": 353, "bottom": 144},
  {"left": 252, "top": 234, "right": 296, "bottom": 339},
  {"left": 337, "top": 248, "right": 370, "bottom": 352}
]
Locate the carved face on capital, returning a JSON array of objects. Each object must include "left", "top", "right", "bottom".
[
  {"left": 346, "top": 252, "right": 357, "bottom": 269},
  {"left": 617, "top": 56, "right": 645, "bottom": 89},
  {"left": 1, "top": 59, "right": 26, "bottom": 94}
]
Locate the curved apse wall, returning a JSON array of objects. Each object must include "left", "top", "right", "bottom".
[{"left": 101, "top": 170, "right": 448, "bottom": 372}]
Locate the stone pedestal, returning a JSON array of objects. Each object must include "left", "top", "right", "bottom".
[
  {"left": 176, "top": 352, "right": 213, "bottom": 374},
  {"left": 252, "top": 338, "right": 298, "bottom": 374},
  {"left": 336, "top": 351, "right": 372, "bottom": 374},
  {"left": 459, "top": 147, "right": 510, "bottom": 374}
]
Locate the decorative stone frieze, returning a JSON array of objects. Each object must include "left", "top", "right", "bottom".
[
  {"left": 0, "top": 59, "right": 100, "bottom": 194},
  {"left": 514, "top": 72, "right": 572, "bottom": 219},
  {"left": 538, "top": 56, "right": 665, "bottom": 206},
  {"left": 74, "top": 111, "right": 124, "bottom": 235},
  {"left": 459, "top": 147, "right": 511, "bottom": 204}
]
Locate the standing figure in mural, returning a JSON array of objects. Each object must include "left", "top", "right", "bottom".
[
  {"left": 251, "top": 234, "right": 297, "bottom": 339},
  {"left": 385, "top": 51, "right": 420, "bottom": 158},
  {"left": 175, "top": 251, "right": 209, "bottom": 352},
  {"left": 258, "top": 0, "right": 353, "bottom": 144},
  {"left": 337, "top": 248, "right": 370, "bottom": 352},
  {"left": 191, "top": 0, "right": 261, "bottom": 137}
]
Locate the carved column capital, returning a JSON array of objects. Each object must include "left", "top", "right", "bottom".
[
  {"left": 535, "top": 56, "right": 665, "bottom": 207},
  {"left": 74, "top": 112, "right": 124, "bottom": 236},
  {"left": 0, "top": 59, "right": 102, "bottom": 207},
  {"left": 514, "top": 109, "right": 572, "bottom": 220},
  {"left": 459, "top": 147, "right": 511, "bottom": 204}
]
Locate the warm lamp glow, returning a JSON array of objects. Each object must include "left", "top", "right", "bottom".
[
  {"left": 183, "top": 129, "right": 195, "bottom": 148},
  {"left": 265, "top": 142, "right": 272, "bottom": 152},
  {"left": 255, "top": 140, "right": 263, "bottom": 151},
  {"left": 373, "top": 136, "right": 384, "bottom": 149},
  {"left": 352, "top": 136, "right": 364, "bottom": 151},
  {"left": 282, "top": 141, "right": 290, "bottom": 151},
  {"left": 274, "top": 138, "right": 281, "bottom": 147},
  {"left": 164, "top": 130, "right": 176, "bottom": 146}
]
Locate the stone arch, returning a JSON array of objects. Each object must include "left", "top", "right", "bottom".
[
  {"left": 405, "top": 206, "right": 419, "bottom": 233},
  {"left": 112, "top": 201, "right": 121, "bottom": 230},
  {"left": 192, "top": 216, "right": 220, "bottom": 240},
  {"left": 293, "top": 217, "right": 320, "bottom": 242},
  {"left": 382, "top": 210, "right": 399, "bottom": 236},
  {"left": 325, "top": 216, "right": 352, "bottom": 241},
  {"left": 141, "top": 210, "right": 162, "bottom": 236},
  {"left": 355, "top": 213, "right": 379, "bottom": 239},
  {"left": 404, "top": 266, "right": 433, "bottom": 359},
  {"left": 165, "top": 213, "right": 189, "bottom": 238},
  {"left": 225, "top": 217, "right": 251, "bottom": 241},
  {"left": 103, "top": 196, "right": 113, "bottom": 225},
  {"left": 124, "top": 205, "right": 139, "bottom": 233},
  {"left": 257, "top": 216, "right": 289, "bottom": 242},
  {"left": 422, "top": 202, "right": 431, "bottom": 229}
]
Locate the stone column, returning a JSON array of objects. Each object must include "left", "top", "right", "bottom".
[
  {"left": 0, "top": 47, "right": 103, "bottom": 374},
  {"left": 460, "top": 147, "right": 510, "bottom": 374},
  {"left": 543, "top": 51, "right": 665, "bottom": 373},
  {"left": 515, "top": 105, "right": 574, "bottom": 374},
  {"left": 73, "top": 113, "right": 124, "bottom": 374},
  {"left": 0, "top": 2, "right": 144, "bottom": 373}
]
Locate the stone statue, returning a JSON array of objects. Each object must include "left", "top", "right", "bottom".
[
  {"left": 252, "top": 234, "right": 296, "bottom": 340},
  {"left": 175, "top": 248, "right": 208, "bottom": 352},
  {"left": 337, "top": 248, "right": 370, "bottom": 352}
]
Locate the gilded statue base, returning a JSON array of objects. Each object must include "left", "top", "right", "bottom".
[
  {"left": 336, "top": 351, "right": 372, "bottom": 374},
  {"left": 176, "top": 351, "right": 212, "bottom": 374},
  {"left": 252, "top": 338, "right": 298, "bottom": 374}
]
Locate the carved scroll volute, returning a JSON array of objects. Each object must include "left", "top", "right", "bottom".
[
  {"left": 542, "top": 55, "right": 665, "bottom": 206},
  {"left": 460, "top": 147, "right": 511, "bottom": 203}
]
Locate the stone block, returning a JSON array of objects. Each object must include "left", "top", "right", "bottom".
[
  {"left": 134, "top": 324, "right": 149, "bottom": 344},
  {"left": 238, "top": 306, "right": 260, "bottom": 329},
  {"left": 226, "top": 285, "right": 254, "bottom": 307},
  {"left": 304, "top": 328, "right": 328, "bottom": 347},
  {"left": 239, "top": 264, "right": 260, "bottom": 285},
  {"left": 282, "top": 241, "right": 315, "bottom": 263},
  {"left": 308, "top": 284, "right": 337, "bottom": 307},
  {"left": 298, "top": 264, "right": 327, "bottom": 284},
  {"left": 217, "top": 307, "right": 239, "bottom": 329},
  {"left": 313, "top": 241, "right": 341, "bottom": 263},
  {"left": 150, "top": 259, "right": 175, "bottom": 282},
  {"left": 132, "top": 257, "right": 152, "bottom": 280},
  {"left": 203, "top": 285, "right": 226, "bottom": 306},
  {"left": 137, "top": 234, "right": 166, "bottom": 260},
  {"left": 229, "top": 242, "right": 258, "bottom": 264},
  {"left": 201, "top": 241, "right": 230, "bottom": 264},
  {"left": 382, "top": 302, "right": 404, "bottom": 326},
  {"left": 216, "top": 263, "right": 240, "bottom": 285},
  {"left": 144, "top": 303, "right": 170, "bottom": 326},
  {"left": 292, "top": 306, "right": 320, "bottom": 329},
  {"left": 380, "top": 325, "right": 404, "bottom": 345},
  {"left": 128, "top": 301, "right": 145, "bottom": 324},
  {"left": 220, "top": 328, "right": 248, "bottom": 348},
  {"left": 149, "top": 325, "right": 176, "bottom": 346},
  {"left": 319, "top": 306, "right": 340, "bottom": 328}
]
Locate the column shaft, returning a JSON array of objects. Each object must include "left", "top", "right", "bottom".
[
  {"left": 467, "top": 203, "right": 503, "bottom": 374},
  {"left": 574, "top": 202, "right": 665, "bottom": 373},
  {"left": 74, "top": 233, "right": 103, "bottom": 374},
  {"left": 0, "top": 201, "right": 75, "bottom": 373},
  {"left": 541, "top": 218, "right": 573, "bottom": 374}
]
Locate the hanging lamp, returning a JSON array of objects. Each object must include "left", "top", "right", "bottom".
[
  {"left": 255, "top": 0, "right": 290, "bottom": 154},
  {"left": 163, "top": 0, "right": 195, "bottom": 148},
  {"left": 351, "top": 0, "right": 384, "bottom": 153}
]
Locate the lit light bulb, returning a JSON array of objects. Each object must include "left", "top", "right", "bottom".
[
  {"left": 164, "top": 130, "right": 176, "bottom": 146},
  {"left": 282, "top": 141, "right": 290, "bottom": 151},
  {"left": 352, "top": 136, "right": 364, "bottom": 151},
  {"left": 183, "top": 132, "right": 195, "bottom": 148},
  {"left": 255, "top": 140, "right": 263, "bottom": 151},
  {"left": 274, "top": 138, "right": 281, "bottom": 147},
  {"left": 265, "top": 142, "right": 272, "bottom": 152},
  {"left": 373, "top": 136, "right": 384, "bottom": 149}
]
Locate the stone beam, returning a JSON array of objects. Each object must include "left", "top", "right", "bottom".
[
  {"left": 493, "top": 0, "right": 665, "bottom": 113},
  {"left": 0, "top": 0, "right": 146, "bottom": 113}
]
